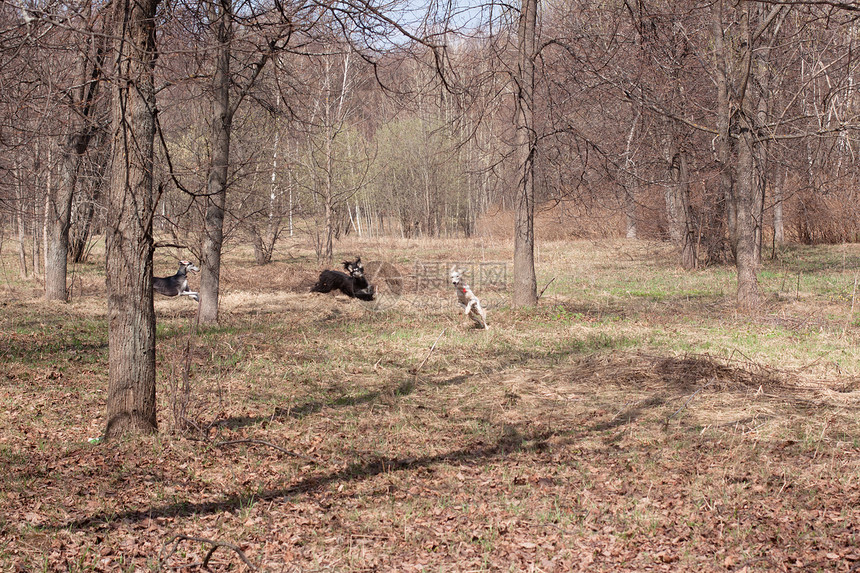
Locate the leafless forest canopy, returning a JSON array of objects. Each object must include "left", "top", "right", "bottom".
[{"left": 2, "top": 0, "right": 860, "bottom": 270}]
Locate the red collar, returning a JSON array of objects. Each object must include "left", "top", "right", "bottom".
[{"left": 461, "top": 287, "right": 467, "bottom": 293}]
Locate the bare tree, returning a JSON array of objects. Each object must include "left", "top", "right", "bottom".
[
  {"left": 661, "top": 129, "right": 696, "bottom": 269},
  {"left": 300, "top": 42, "right": 371, "bottom": 262},
  {"left": 609, "top": 1, "right": 857, "bottom": 305},
  {"left": 513, "top": 0, "right": 538, "bottom": 307},
  {"left": 0, "top": 0, "right": 109, "bottom": 295},
  {"left": 621, "top": 106, "right": 641, "bottom": 240},
  {"left": 46, "top": 5, "right": 107, "bottom": 300},
  {"left": 248, "top": 91, "right": 288, "bottom": 265},
  {"left": 196, "top": 0, "right": 293, "bottom": 324},
  {"left": 710, "top": 2, "right": 790, "bottom": 308},
  {"left": 104, "top": 0, "right": 161, "bottom": 440},
  {"left": 196, "top": 0, "right": 234, "bottom": 325}
]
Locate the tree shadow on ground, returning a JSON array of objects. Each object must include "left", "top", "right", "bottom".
[
  {"left": 211, "top": 348, "right": 769, "bottom": 435},
  {"left": 775, "top": 244, "right": 860, "bottom": 274},
  {"left": 547, "top": 352, "right": 791, "bottom": 435},
  {"left": 213, "top": 373, "right": 470, "bottom": 432},
  {"left": 214, "top": 377, "right": 420, "bottom": 430},
  {"left": 57, "top": 425, "right": 556, "bottom": 532},
  {"left": 590, "top": 395, "right": 668, "bottom": 432},
  {"left": 0, "top": 338, "right": 108, "bottom": 365},
  {"left": 40, "top": 351, "right": 846, "bottom": 535}
]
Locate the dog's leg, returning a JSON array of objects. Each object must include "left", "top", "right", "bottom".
[
  {"left": 471, "top": 308, "right": 486, "bottom": 328},
  {"left": 479, "top": 306, "right": 488, "bottom": 329},
  {"left": 464, "top": 299, "right": 476, "bottom": 315},
  {"left": 180, "top": 291, "right": 200, "bottom": 302},
  {"left": 472, "top": 301, "right": 488, "bottom": 329}
]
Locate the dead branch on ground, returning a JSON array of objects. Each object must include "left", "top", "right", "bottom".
[
  {"left": 537, "top": 277, "right": 556, "bottom": 301},
  {"left": 411, "top": 327, "right": 446, "bottom": 381},
  {"left": 664, "top": 379, "right": 713, "bottom": 427},
  {"left": 159, "top": 534, "right": 257, "bottom": 571}
]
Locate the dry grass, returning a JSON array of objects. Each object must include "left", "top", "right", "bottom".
[{"left": 1, "top": 237, "right": 859, "bottom": 571}]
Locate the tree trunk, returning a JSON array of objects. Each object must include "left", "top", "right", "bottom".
[
  {"left": 666, "top": 149, "right": 696, "bottom": 269},
  {"left": 289, "top": 158, "right": 294, "bottom": 237},
  {"left": 15, "top": 167, "right": 28, "bottom": 278},
  {"left": 250, "top": 227, "right": 266, "bottom": 265},
  {"left": 198, "top": 0, "right": 233, "bottom": 325},
  {"left": 104, "top": 0, "right": 160, "bottom": 440},
  {"left": 623, "top": 106, "right": 640, "bottom": 240},
  {"left": 624, "top": 187, "right": 638, "bottom": 240},
  {"left": 43, "top": 149, "right": 52, "bottom": 277},
  {"left": 712, "top": 1, "right": 762, "bottom": 309},
  {"left": 71, "top": 131, "right": 108, "bottom": 264},
  {"left": 262, "top": 118, "right": 279, "bottom": 264},
  {"left": 773, "top": 171, "right": 784, "bottom": 246},
  {"left": 513, "top": 0, "right": 538, "bottom": 308},
  {"left": 735, "top": 127, "right": 761, "bottom": 308},
  {"left": 32, "top": 190, "right": 41, "bottom": 276},
  {"left": 70, "top": 190, "right": 98, "bottom": 264},
  {"left": 324, "top": 182, "right": 334, "bottom": 263},
  {"left": 664, "top": 157, "right": 684, "bottom": 244},
  {"left": 45, "top": 139, "right": 81, "bottom": 298},
  {"left": 46, "top": 29, "right": 105, "bottom": 300},
  {"left": 751, "top": 3, "right": 780, "bottom": 264},
  {"left": 712, "top": 2, "right": 736, "bottom": 263},
  {"left": 325, "top": 108, "right": 335, "bottom": 262}
]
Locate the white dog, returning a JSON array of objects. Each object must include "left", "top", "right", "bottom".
[{"left": 450, "top": 266, "right": 488, "bottom": 330}]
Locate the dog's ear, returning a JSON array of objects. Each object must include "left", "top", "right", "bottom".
[
  {"left": 342, "top": 260, "right": 351, "bottom": 270},
  {"left": 355, "top": 257, "right": 361, "bottom": 264}
]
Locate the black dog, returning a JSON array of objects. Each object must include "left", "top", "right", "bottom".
[
  {"left": 153, "top": 260, "right": 199, "bottom": 301},
  {"left": 311, "top": 257, "right": 375, "bottom": 301}
]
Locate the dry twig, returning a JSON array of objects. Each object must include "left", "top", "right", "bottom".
[
  {"left": 537, "top": 277, "right": 556, "bottom": 301},
  {"left": 665, "top": 379, "right": 713, "bottom": 426},
  {"left": 412, "top": 328, "right": 446, "bottom": 380},
  {"left": 159, "top": 534, "right": 257, "bottom": 571}
]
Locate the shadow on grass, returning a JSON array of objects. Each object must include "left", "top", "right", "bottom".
[
  {"left": 590, "top": 396, "right": 668, "bottom": 432},
  {"left": 774, "top": 244, "right": 860, "bottom": 274},
  {"left": 0, "top": 338, "right": 108, "bottom": 365},
  {"left": 57, "top": 425, "right": 557, "bottom": 532},
  {"left": 215, "top": 378, "right": 420, "bottom": 430},
  {"left": 36, "top": 351, "right": 824, "bottom": 534},
  {"left": 211, "top": 336, "right": 612, "bottom": 432},
  {"left": 211, "top": 328, "right": 645, "bottom": 434}
]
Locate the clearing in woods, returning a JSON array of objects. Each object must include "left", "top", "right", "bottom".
[{"left": 1, "top": 238, "right": 859, "bottom": 571}]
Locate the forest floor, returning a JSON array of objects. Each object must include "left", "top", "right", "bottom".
[{"left": 1, "top": 238, "right": 859, "bottom": 572}]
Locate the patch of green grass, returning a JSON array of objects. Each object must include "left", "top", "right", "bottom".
[{"left": 0, "top": 318, "right": 107, "bottom": 366}]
